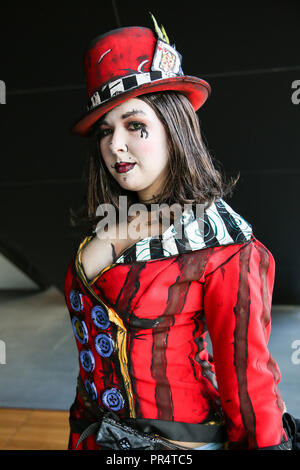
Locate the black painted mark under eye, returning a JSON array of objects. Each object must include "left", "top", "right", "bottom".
[{"left": 140, "top": 125, "right": 149, "bottom": 139}]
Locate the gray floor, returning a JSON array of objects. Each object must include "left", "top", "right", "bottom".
[
  {"left": 0, "top": 287, "right": 299, "bottom": 417},
  {"left": 0, "top": 287, "right": 78, "bottom": 410}
]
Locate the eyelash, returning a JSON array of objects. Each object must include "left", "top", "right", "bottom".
[{"left": 97, "top": 121, "right": 146, "bottom": 139}]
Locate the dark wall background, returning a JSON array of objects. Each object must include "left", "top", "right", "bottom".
[{"left": 0, "top": 1, "right": 299, "bottom": 303}]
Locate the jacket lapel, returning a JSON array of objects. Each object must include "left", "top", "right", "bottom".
[{"left": 117, "top": 198, "right": 252, "bottom": 264}]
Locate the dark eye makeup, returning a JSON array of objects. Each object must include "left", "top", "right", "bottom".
[{"left": 97, "top": 121, "right": 147, "bottom": 139}]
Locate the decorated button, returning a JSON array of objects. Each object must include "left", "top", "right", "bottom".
[
  {"left": 80, "top": 349, "right": 95, "bottom": 372},
  {"left": 84, "top": 379, "right": 97, "bottom": 401},
  {"left": 95, "top": 333, "right": 114, "bottom": 358},
  {"left": 72, "top": 317, "right": 88, "bottom": 344},
  {"left": 91, "top": 305, "right": 110, "bottom": 329},
  {"left": 102, "top": 388, "right": 125, "bottom": 411},
  {"left": 69, "top": 290, "right": 84, "bottom": 312}
]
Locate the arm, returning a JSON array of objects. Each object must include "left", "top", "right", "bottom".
[{"left": 203, "top": 237, "right": 287, "bottom": 449}]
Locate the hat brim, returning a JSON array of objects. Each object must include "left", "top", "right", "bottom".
[{"left": 71, "top": 75, "right": 211, "bottom": 137}]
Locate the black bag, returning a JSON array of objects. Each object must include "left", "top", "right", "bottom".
[
  {"left": 282, "top": 412, "right": 300, "bottom": 451},
  {"left": 75, "top": 412, "right": 190, "bottom": 450}
]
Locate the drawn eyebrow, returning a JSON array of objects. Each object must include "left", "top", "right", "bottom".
[
  {"left": 121, "top": 109, "right": 146, "bottom": 119},
  {"left": 99, "top": 109, "right": 147, "bottom": 126}
]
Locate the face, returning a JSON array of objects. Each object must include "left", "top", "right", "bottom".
[{"left": 97, "top": 97, "right": 170, "bottom": 202}]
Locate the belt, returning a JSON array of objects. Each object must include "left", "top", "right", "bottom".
[{"left": 70, "top": 375, "right": 227, "bottom": 445}]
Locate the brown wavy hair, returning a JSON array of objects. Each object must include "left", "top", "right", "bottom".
[{"left": 69, "top": 91, "right": 239, "bottom": 233}]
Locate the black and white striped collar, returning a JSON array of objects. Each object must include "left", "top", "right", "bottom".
[{"left": 116, "top": 198, "right": 253, "bottom": 264}]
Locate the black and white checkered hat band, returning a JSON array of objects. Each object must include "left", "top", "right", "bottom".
[{"left": 87, "top": 71, "right": 178, "bottom": 111}]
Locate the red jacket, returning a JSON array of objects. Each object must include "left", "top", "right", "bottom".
[{"left": 64, "top": 198, "right": 286, "bottom": 450}]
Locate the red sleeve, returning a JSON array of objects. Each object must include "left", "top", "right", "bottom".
[{"left": 203, "top": 236, "right": 286, "bottom": 449}]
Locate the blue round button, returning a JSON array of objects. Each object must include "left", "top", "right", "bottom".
[
  {"left": 84, "top": 379, "right": 97, "bottom": 401},
  {"left": 80, "top": 349, "right": 95, "bottom": 372},
  {"left": 69, "top": 290, "right": 84, "bottom": 312},
  {"left": 72, "top": 317, "right": 88, "bottom": 344},
  {"left": 91, "top": 305, "right": 110, "bottom": 329},
  {"left": 102, "top": 388, "right": 125, "bottom": 411},
  {"left": 95, "top": 333, "right": 114, "bottom": 358}
]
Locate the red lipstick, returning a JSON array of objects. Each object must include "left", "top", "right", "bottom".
[{"left": 115, "top": 162, "right": 136, "bottom": 173}]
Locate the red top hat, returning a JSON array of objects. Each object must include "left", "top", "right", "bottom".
[{"left": 71, "top": 21, "right": 211, "bottom": 137}]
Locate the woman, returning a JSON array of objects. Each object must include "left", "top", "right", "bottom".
[{"left": 64, "top": 18, "right": 291, "bottom": 450}]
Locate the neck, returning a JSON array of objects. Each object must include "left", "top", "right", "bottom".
[{"left": 137, "top": 195, "right": 159, "bottom": 205}]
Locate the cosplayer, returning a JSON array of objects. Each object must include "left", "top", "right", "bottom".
[{"left": 64, "top": 15, "right": 298, "bottom": 450}]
